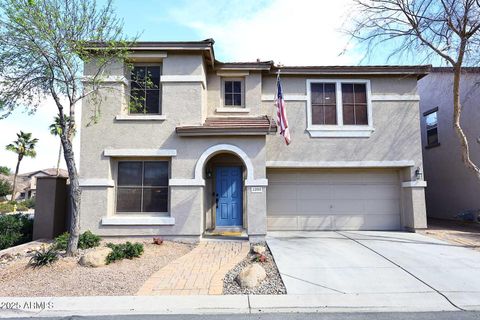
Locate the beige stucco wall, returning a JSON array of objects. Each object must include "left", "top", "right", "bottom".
[
  {"left": 261, "top": 75, "right": 423, "bottom": 168},
  {"left": 419, "top": 71, "right": 480, "bottom": 220},
  {"left": 206, "top": 71, "right": 263, "bottom": 116}
]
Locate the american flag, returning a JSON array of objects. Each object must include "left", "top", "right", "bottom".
[{"left": 275, "top": 76, "right": 291, "bottom": 145}]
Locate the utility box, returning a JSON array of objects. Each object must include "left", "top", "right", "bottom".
[{"left": 32, "top": 176, "right": 68, "bottom": 240}]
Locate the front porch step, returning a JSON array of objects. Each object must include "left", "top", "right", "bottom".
[{"left": 203, "top": 229, "right": 248, "bottom": 240}]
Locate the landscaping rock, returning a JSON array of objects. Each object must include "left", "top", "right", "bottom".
[
  {"left": 236, "top": 263, "right": 266, "bottom": 288},
  {"left": 79, "top": 247, "right": 112, "bottom": 267},
  {"left": 252, "top": 245, "right": 266, "bottom": 254},
  {"left": 1, "top": 253, "right": 13, "bottom": 260}
]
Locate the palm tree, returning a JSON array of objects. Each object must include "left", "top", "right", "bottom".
[
  {"left": 49, "top": 116, "right": 67, "bottom": 176},
  {"left": 5, "top": 131, "right": 38, "bottom": 200}
]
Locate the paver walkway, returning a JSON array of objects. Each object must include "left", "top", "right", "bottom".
[{"left": 136, "top": 240, "right": 250, "bottom": 295}]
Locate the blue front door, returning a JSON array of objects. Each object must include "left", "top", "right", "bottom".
[{"left": 215, "top": 166, "right": 243, "bottom": 227}]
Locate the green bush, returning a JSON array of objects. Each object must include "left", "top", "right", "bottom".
[
  {"left": 29, "top": 246, "right": 58, "bottom": 267},
  {"left": 53, "top": 230, "right": 101, "bottom": 251},
  {"left": 78, "top": 231, "right": 101, "bottom": 249},
  {"left": 21, "top": 197, "right": 35, "bottom": 209},
  {"left": 53, "top": 232, "right": 69, "bottom": 250},
  {"left": 0, "top": 213, "right": 33, "bottom": 250},
  {"left": 106, "top": 242, "right": 144, "bottom": 264},
  {"left": 0, "top": 179, "right": 12, "bottom": 198}
]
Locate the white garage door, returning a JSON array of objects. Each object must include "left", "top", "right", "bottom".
[{"left": 267, "top": 169, "right": 401, "bottom": 231}]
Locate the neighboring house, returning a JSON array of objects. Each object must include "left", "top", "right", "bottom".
[
  {"left": 0, "top": 173, "right": 28, "bottom": 201},
  {"left": 16, "top": 168, "right": 68, "bottom": 200},
  {"left": 79, "top": 39, "right": 428, "bottom": 240},
  {"left": 418, "top": 68, "right": 480, "bottom": 220}
]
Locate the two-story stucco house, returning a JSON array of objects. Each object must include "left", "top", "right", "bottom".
[{"left": 79, "top": 39, "right": 429, "bottom": 240}]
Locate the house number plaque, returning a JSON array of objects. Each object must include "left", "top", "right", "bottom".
[{"left": 251, "top": 187, "right": 263, "bottom": 193}]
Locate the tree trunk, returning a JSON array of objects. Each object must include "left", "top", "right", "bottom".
[
  {"left": 61, "top": 134, "right": 81, "bottom": 256},
  {"left": 56, "top": 142, "right": 62, "bottom": 176},
  {"left": 452, "top": 65, "right": 480, "bottom": 178},
  {"left": 11, "top": 156, "right": 21, "bottom": 201}
]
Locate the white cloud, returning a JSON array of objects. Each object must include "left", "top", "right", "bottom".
[{"left": 170, "top": 0, "right": 360, "bottom": 65}]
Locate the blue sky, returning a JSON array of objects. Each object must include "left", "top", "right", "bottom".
[{"left": 0, "top": 0, "right": 426, "bottom": 173}]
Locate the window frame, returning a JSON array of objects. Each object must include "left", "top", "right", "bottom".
[
  {"left": 128, "top": 63, "right": 163, "bottom": 115},
  {"left": 221, "top": 77, "right": 245, "bottom": 108},
  {"left": 423, "top": 107, "right": 440, "bottom": 148},
  {"left": 306, "top": 79, "right": 374, "bottom": 137},
  {"left": 115, "top": 160, "right": 170, "bottom": 215}
]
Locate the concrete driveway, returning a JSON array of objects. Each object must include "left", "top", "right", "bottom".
[{"left": 267, "top": 231, "right": 480, "bottom": 310}]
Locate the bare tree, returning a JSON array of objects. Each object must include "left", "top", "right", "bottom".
[
  {"left": 349, "top": 0, "right": 480, "bottom": 178},
  {"left": 0, "top": 0, "right": 133, "bottom": 255}
]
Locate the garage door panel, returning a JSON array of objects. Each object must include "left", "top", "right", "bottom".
[
  {"left": 331, "top": 199, "right": 365, "bottom": 214},
  {"left": 298, "top": 216, "right": 333, "bottom": 230},
  {"left": 296, "top": 173, "right": 331, "bottom": 183},
  {"left": 364, "top": 199, "right": 400, "bottom": 214},
  {"left": 331, "top": 185, "right": 366, "bottom": 200},
  {"left": 267, "top": 185, "right": 297, "bottom": 200},
  {"left": 297, "top": 185, "right": 332, "bottom": 199},
  {"left": 297, "top": 199, "right": 331, "bottom": 214},
  {"left": 268, "top": 199, "right": 297, "bottom": 214},
  {"left": 362, "top": 185, "right": 400, "bottom": 200},
  {"left": 267, "top": 169, "right": 401, "bottom": 231},
  {"left": 333, "top": 214, "right": 400, "bottom": 230},
  {"left": 267, "top": 216, "right": 298, "bottom": 230}
]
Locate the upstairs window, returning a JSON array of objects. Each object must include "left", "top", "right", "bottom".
[
  {"left": 424, "top": 108, "right": 439, "bottom": 148},
  {"left": 341, "top": 83, "right": 368, "bottom": 125},
  {"left": 306, "top": 79, "right": 373, "bottom": 137},
  {"left": 116, "top": 161, "right": 169, "bottom": 213},
  {"left": 223, "top": 78, "right": 244, "bottom": 107},
  {"left": 130, "top": 65, "right": 161, "bottom": 114},
  {"left": 311, "top": 83, "right": 337, "bottom": 125}
]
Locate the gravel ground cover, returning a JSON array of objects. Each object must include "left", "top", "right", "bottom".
[
  {"left": 223, "top": 242, "right": 286, "bottom": 295},
  {"left": 0, "top": 239, "right": 195, "bottom": 296},
  {"left": 419, "top": 218, "right": 480, "bottom": 252}
]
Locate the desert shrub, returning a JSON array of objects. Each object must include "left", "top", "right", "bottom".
[
  {"left": 78, "top": 231, "right": 101, "bottom": 249},
  {"left": 53, "top": 230, "right": 101, "bottom": 251},
  {"left": 29, "top": 246, "right": 58, "bottom": 267},
  {"left": 53, "top": 232, "right": 69, "bottom": 250},
  {"left": 106, "top": 242, "right": 144, "bottom": 264},
  {"left": 21, "top": 197, "right": 35, "bottom": 209},
  {"left": 0, "top": 213, "right": 33, "bottom": 250}
]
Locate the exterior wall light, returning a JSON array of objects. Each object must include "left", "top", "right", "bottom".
[
  {"left": 206, "top": 168, "right": 212, "bottom": 179},
  {"left": 415, "top": 167, "right": 423, "bottom": 180}
]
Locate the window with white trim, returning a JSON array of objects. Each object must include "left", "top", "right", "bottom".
[
  {"left": 116, "top": 161, "right": 169, "bottom": 213},
  {"left": 130, "top": 65, "right": 162, "bottom": 114},
  {"left": 306, "top": 79, "right": 373, "bottom": 137},
  {"left": 222, "top": 78, "right": 244, "bottom": 107}
]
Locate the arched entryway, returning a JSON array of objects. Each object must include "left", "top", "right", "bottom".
[{"left": 203, "top": 152, "right": 246, "bottom": 233}]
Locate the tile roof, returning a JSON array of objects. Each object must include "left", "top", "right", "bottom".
[{"left": 176, "top": 116, "right": 277, "bottom": 136}]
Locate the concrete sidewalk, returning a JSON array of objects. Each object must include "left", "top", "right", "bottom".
[{"left": 1, "top": 292, "right": 478, "bottom": 318}]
